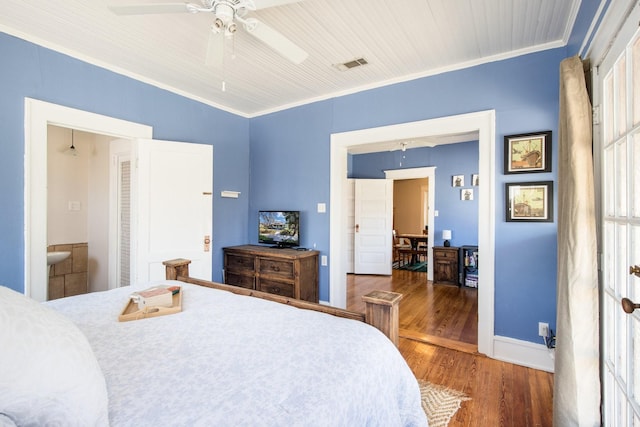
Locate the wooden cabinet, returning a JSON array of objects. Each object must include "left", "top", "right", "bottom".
[
  {"left": 432, "top": 246, "right": 459, "bottom": 285},
  {"left": 223, "top": 245, "right": 319, "bottom": 302}
]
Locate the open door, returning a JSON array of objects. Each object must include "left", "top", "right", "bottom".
[
  {"left": 135, "top": 139, "right": 213, "bottom": 283},
  {"left": 353, "top": 179, "right": 393, "bottom": 275}
]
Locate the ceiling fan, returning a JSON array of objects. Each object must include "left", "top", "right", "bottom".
[{"left": 109, "top": 0, "right": 309, "bottom": 67}]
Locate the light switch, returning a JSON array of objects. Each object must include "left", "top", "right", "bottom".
[{"left": 317, "top": 203, "right": 326, "bottom": 213}]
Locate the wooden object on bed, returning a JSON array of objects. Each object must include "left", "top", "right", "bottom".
[
  {"left": 163, "top": 258, "right": 403, "bottom": 346},
  {"left": 222, "top": 245, "right": 319, "bottom": 302},
  {"left": 118, "top": 289, "right": 182, "bottom": 322}
]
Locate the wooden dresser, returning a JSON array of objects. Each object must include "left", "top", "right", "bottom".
[
  {"left": 223, "top": 245, "right": 319, "bottom": 302},
  {"left": 432, "top": 246, "right": 459, "bottom": 286}
]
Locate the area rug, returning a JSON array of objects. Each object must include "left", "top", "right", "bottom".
[
  {"left": 418, "top": 380, "right": 470, "bottom": 427},
  {"left": 395, "top": 261, "right": 427, "bottom": 272}
]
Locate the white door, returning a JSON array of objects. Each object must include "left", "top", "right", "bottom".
[
  {"left": 353, "top": 179, "right": 393, "bottom": 275},
  {"left": 346, "top": 178, "right": 355, "bottom": 273},
  {"left": 598, "top": 15, "right": 640, "bottom": 425},
  {"left": 135, "top": 139, "right": 213, "bottom": 283}
]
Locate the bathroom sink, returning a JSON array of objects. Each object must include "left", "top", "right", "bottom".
[{"left": 47, "top": 251, "right": 71, "bottom": 266}]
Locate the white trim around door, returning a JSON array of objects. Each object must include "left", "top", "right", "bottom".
[
  {"left": 24, "top": 98, "right": 152, "bottom": 301},
  {"left": 384, "top": 166, "right": 436, "bottom": 282},
  {"left": 329, "top": 110, "right": 496, "bottom": 357}
]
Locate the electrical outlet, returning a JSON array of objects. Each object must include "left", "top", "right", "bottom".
[{"left": 538, "top": 322, "right": 549, "bottom": 337}]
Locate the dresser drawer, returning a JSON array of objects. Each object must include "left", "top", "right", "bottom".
[
  {"left": 225, "top": 253, "right": 255, "bottom": 272},
  {"left": 433, "top": 249, "right": 457, "bottom": 259},
  {"left": 225, "top": 272, "right": 255, "bottom": 290},
  {"left": 258, "top": 280, "right": 295, "bottom": 298},
  {"left": 258, "top": 258, "right": 294, "bottom": 279}
]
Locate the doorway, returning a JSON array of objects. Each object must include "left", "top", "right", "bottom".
[
  {"left": 386, "top": 167, "right": 436, "bottom": 281},
  {"left": 330, "top": 110, "right": 496, "bottom": 357},
  {"left": 46, "top": 127, "right": 136, "bottom": 298},
  {"left": 24, "top": 98, "right": 152, "bottom": 302}
]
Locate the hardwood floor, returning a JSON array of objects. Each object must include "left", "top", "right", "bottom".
[
  {"left": 348, "top": 269, "right": 478, "bottom": 351},
  {"left": 347, "top": 270, "right": 554, "bottom": 426}
]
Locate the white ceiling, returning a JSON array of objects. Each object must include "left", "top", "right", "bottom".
[{"left": 1, "top": 0, "right": 581, "bottom": 121}]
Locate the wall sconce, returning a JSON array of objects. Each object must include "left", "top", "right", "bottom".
[{"left": 442, "top": 230, "right": 452, "bottom": 247}]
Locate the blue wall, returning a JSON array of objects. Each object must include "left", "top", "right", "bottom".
[
  {"left": 351, "top": 140, "right": 480, "bottom": 248},
  {"left": 0, "top": 32, "right": 250, "bottom": 291},
  {"left": 249, "top": 101, "right": 334, "bottom": 300},
  {"left": 250, "top": 49, "right": 562, "bottom": 343}
]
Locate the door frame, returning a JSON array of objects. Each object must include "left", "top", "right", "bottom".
[
  {"left": 24, "top": 98, "right": 152, "bottom": 301},
  {"left": 385, "top": 166, "right": 436, "bottom": 282},
  {"left": 329, "top": 110, "right": 496, "bottom": 357}
]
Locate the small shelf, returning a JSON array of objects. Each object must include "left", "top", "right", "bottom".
[{"left": 459, "top": 246, "right": 479, "bottom": 288}]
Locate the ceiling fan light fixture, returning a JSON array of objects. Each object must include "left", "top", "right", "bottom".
[
  {"left": 111, "top": 0, "right": 308, "bottom": 65},
  {"left": 214, "top": 3, "right": 235, "bottom": 25},
  {"left": 212, "top": 18, "right": 224, "bottom": 33}
]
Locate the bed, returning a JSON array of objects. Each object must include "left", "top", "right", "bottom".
[{"left": 0, "top": 259, "right": 428, "bottom": 426}]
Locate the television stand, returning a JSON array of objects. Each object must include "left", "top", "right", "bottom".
[{"left": 223, "top": 245, "right": 319, "bottom": 302}]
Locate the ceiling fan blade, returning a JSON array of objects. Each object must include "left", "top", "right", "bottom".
[
  {"left": 245, "top": 19, "right": 308, "bottom": 64},
  {"left": 205, "top": 31, "right": 224, "bottom": 68},
  {"left": 108, "top": 3, "right": 191, "bottom": 15},
  {"left": 253, "top": 0, "right": 302, "bottom": 10}
]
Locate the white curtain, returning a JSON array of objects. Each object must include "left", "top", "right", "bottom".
[{"left": 553, "top": 55, "right": 600, "bottom": 426}]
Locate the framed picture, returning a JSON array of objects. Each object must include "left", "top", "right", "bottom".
[
  {"left": 452, "top": 175, "right": 464, "bottom": 187},
  {"left": 505, "top": 181, "right": 553, "bottom": 222},
  {"left": 472, "top": 174, "right": 479, "bottom": 186},
  {"left": 504, "top": 131, "right": 551, "bottom": 174},
  {"left": 461, "top": 188, "right": 474, "bottom": 201}
]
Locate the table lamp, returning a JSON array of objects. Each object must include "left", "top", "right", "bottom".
[{"left": 442, "top": 230, "right": 452, "bottom": 247}]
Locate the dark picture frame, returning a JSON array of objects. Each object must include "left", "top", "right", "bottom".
[
  {"left": 504, "top": 131, "right": 552, "bottom": 174},
  {"left": 505, "top": 181, "right": 554, "bottom": 222}
]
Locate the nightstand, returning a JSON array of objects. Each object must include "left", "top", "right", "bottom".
[{"left": 432, "top": 246, "right": 459, "bottom": 285}]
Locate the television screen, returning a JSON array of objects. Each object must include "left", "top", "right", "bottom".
[{"left": 258, "top": 211, "right": 300, "bottom": 247}]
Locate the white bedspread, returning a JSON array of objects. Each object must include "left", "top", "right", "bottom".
[{"left": 46, "top": 282, "right": 427, "bottom": 426}]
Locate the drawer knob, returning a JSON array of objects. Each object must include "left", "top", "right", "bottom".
[{"left": 272, "top": 266, "right": 280, "bottom": 271}]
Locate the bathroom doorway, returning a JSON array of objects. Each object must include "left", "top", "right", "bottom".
[{"left": 46, "top": 126, "right": 132, "bottom": 298}]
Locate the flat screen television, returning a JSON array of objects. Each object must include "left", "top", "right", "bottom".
[{"left": 258, "top": 210, "right": 300, "bottom": 248}]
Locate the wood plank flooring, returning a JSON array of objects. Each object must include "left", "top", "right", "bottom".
[
  {"left": 348, "top": 269, "right": 478, "bottom": 350},
  {"left": 347, "top": 270, "right": 554, "bottom": 426}
]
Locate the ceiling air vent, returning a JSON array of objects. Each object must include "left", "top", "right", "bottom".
[{"left": 333, "top": 57, "right": 368, "bottom": 71}]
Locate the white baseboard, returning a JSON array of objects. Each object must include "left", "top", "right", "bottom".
[{"left": 492, "top": 335, "right": 555, "bottom": 373}]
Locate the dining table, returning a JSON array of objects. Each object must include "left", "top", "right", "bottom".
[{"left": 396, "top": 233, "right": 428, "bottom": 265}]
